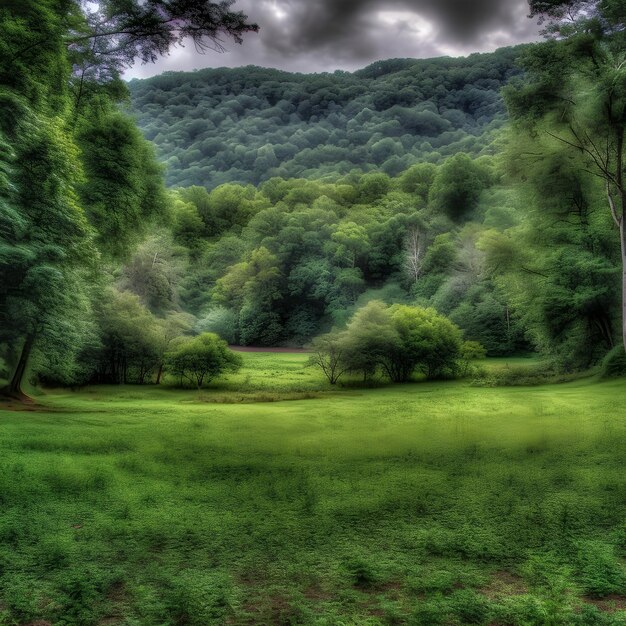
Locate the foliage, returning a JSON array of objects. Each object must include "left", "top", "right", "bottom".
[
  {"left": 164, "top": 332, "right": 242, "bottom": 388},
  {"left": 195, "top": 307, "right": 239, "bottom": 344},
  {"left": 428, "top": 153, "right": 491, "bottom": 221},
  {"left": 0, "top": 0, "right": 256, "bottom": 394},
  {"left": 504, "top": 0, "right": 626, "bottom": 351},
  {"left": 308, "top": 332, "right": 348, "bottom": 385},
  {"left": 311, "top": 301, "right": 467, "bottom": 383},
  {"left": 600, "top": 346, "right": 626, "bottom": 379},
  {"left": 76, "top": 109, "right": 168, "bottom": 259},
  {"left": 129, "top": 47, "right": 525, "bottom": 188}
]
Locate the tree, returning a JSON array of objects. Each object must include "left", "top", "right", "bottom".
[
  {"left": 94, "top": 289, "right": 162, "bottom": 384},
  {"left": 0, "top": 110, "right": 93, "bottom": 398},
  {"left": 0, "top": 0, "right": 256, "bottom": 398},
  {"left": 404, "top": 224, "right": 428, "bottom": 284},
  {"left": 164, "top": 333, "right": 241, "bottom": 388},
  {"left": 331, "top": 222, "right": 370, "bottom": 268},
  {"left": 195, "top": 307, "right": 239, "bottom": 344},
  {"left": 389, "top": 305, "right": 463, "bottom": 380},
  {"left": 66, "top": 1, "right": 258, "bottom": 84},
  {"left": 338, "top": 301, "right": 466, "bottom": 383},
  {"left": 155, "top": 312, "right": 195, "bottom": 384},
  {"left": 308, "top": 332, "right": 348, "bottom": 385},
  {"left": 77, "top": 109, "right": 167, "bottom": 259},
  {"left": 341, "top": 300, "right": 401, "bottom": 382},
  {"left": 506, "top": 0, "right": 626, "bottom": 348},
  {"left": 429, "top": 154, "right": 491, "bottom": 221}
]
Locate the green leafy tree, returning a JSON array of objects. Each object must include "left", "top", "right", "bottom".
[
  {"left": 331, "top": 222, "right": 370, "bottom": 268},
  {"left": 0, "top": 111, "right": 93, "bottom": 397},
  {"left": 429, "top": 153, "right": 491, "bottom": 221},
  {"left": 506, "top": 0, "right": 626, "bottom": 348},
  {"left": 77, "top": 109, "right": 167, "bottom": 259},
  {"left": 385, "top": 305, "right": 464, "bottom": 381},
  {"left": 308, "top": 331, "right": 348, "bottom": 385},
  {"left": 341, "top": 300, "right": 401, "bottom": 381},
  {"left": 165, "top": 333, "right": 242, "bottom": 388},
  {"left": 195, "top": 307, "right": 239, "bottom": 344},
  {"left": 0, "top": 0, "right": 256, "bottom": 397},
  {"left": 93, "top": 289, "right": 162, "bottom": 384},
  {"left": 339, "top": 301, "right": 465, "bottom": 383}
]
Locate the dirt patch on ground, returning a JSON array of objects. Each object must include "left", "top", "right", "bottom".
[
  {"left": 303, "top": 584, "right": 333, "bottom": 602},
  {"left": 233, "top": 593, "right": 299, "bottom": 625},
  {"left": 0, "top": 396, "right": 46, "bottom": 412},
  {"left": 481, "top": 570, "right": 528, "bottom": 600},
  {"left": 229, "top": 346, "right": 311, "bottom": 353},
  {"left": 584, "top": 594, "right": 626, "bottom": 613}
]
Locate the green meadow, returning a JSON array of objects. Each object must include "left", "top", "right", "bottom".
[{"left": 1, "top": 353, "right": 625, "bottom": 625}]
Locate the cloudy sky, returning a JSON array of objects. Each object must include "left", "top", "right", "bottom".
[{"left": 124, "top": 0, "right": 542, "bottom": 79}]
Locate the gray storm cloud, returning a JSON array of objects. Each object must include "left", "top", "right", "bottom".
[{"left": 124, "top": 0, "right": 541, "bottom": 79}]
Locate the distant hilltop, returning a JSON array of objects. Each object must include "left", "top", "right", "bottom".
[{"left": 129, "top": 46, "right": 525, "bottom": 190}]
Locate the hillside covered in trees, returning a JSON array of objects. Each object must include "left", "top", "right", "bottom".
[{"left": 129, "top": 47, "right": 523, "bottom": 188}]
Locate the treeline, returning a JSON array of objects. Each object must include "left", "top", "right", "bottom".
[
  {"left": 128, "top": 47, "right": 524, "bottom": 188},
  {"left": 7, "top": 143, "right": 616, "bottom": 390},
  {"left": 160, "top": 156, "right": 527, "bottom": 356},
  {"left": 116, "top": 128, "right": 620, "bottom": 375}
]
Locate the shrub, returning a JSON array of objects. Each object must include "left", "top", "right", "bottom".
[
  {"left": 165, "top": 333, "right": 242, "bottom": 388},
  {"left": 601, "top": 346, "right": 626, "bottom": 378},
  {"left": 329, "top": 300, "right": 466, "bottom": 383},
  {"left": 344, "top": 556, "right": 380, "bottom": 588},
  {"left": 195, "top": 307, "right": 239, "bottom": 344}
]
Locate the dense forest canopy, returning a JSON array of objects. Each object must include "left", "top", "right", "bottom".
[{"left": 128, "top": 47, "right": 524, "bottom": 188}]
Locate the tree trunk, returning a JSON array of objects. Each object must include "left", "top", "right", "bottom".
[
  {"left": 621, "top": 211, "right": 626, "bottom": 352},
  {"left": 156, "top": 362, "right": 163, "bottom": 385},
  {"left": 618, "top": 125, "right": 625, "bottom": 352},
  {"left": 3, "top": 333, "right": 35, "bottom": 399}
]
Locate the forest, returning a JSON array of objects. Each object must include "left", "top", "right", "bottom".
[
  {"left": 128, "top": 47, "right": 522, "bottom": 187},
  {"left": 1, "top": 0, "right": 626, "bottom": 624},
  {"left": 3, "top": 18, "right": 624, "bottom": 391}
]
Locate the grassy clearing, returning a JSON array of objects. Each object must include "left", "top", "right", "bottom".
[{"left": 0, "top": 353, "right": 625, "bottom": 625}]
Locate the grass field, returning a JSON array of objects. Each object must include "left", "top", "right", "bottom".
[{"left": 0, "top": 353, "right": 625, "bottom": 625}]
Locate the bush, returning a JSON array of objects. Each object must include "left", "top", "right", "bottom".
[
  {"left": 165, "top": 333, "right": 242, "bottom": 388},
  {"left": 195, "top": 307, "right": 239, "bottom": 344},
  {"left": 344, "top": 556, "right": 380, "bottom": 588},
  {"left": 601, "top": 346, "right": 626, "bottom": 378}
]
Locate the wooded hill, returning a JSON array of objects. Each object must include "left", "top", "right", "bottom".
[{"left": 128, "top": 46, "right": 524, "bottom": 189}]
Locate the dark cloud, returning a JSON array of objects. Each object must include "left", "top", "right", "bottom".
[
  {"left": 124, "top": 0, "right": 541, "bottom": 79},
  {"left": 259, "top": 0, "right": 527, "bottom": 52}
]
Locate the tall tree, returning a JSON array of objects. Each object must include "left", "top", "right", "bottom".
[
  {"left": 0, "top": 0, "right": 256, "bottom": 397},
  {"left": 507, "top": 0, "right": 626, "bottom": 347}
]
